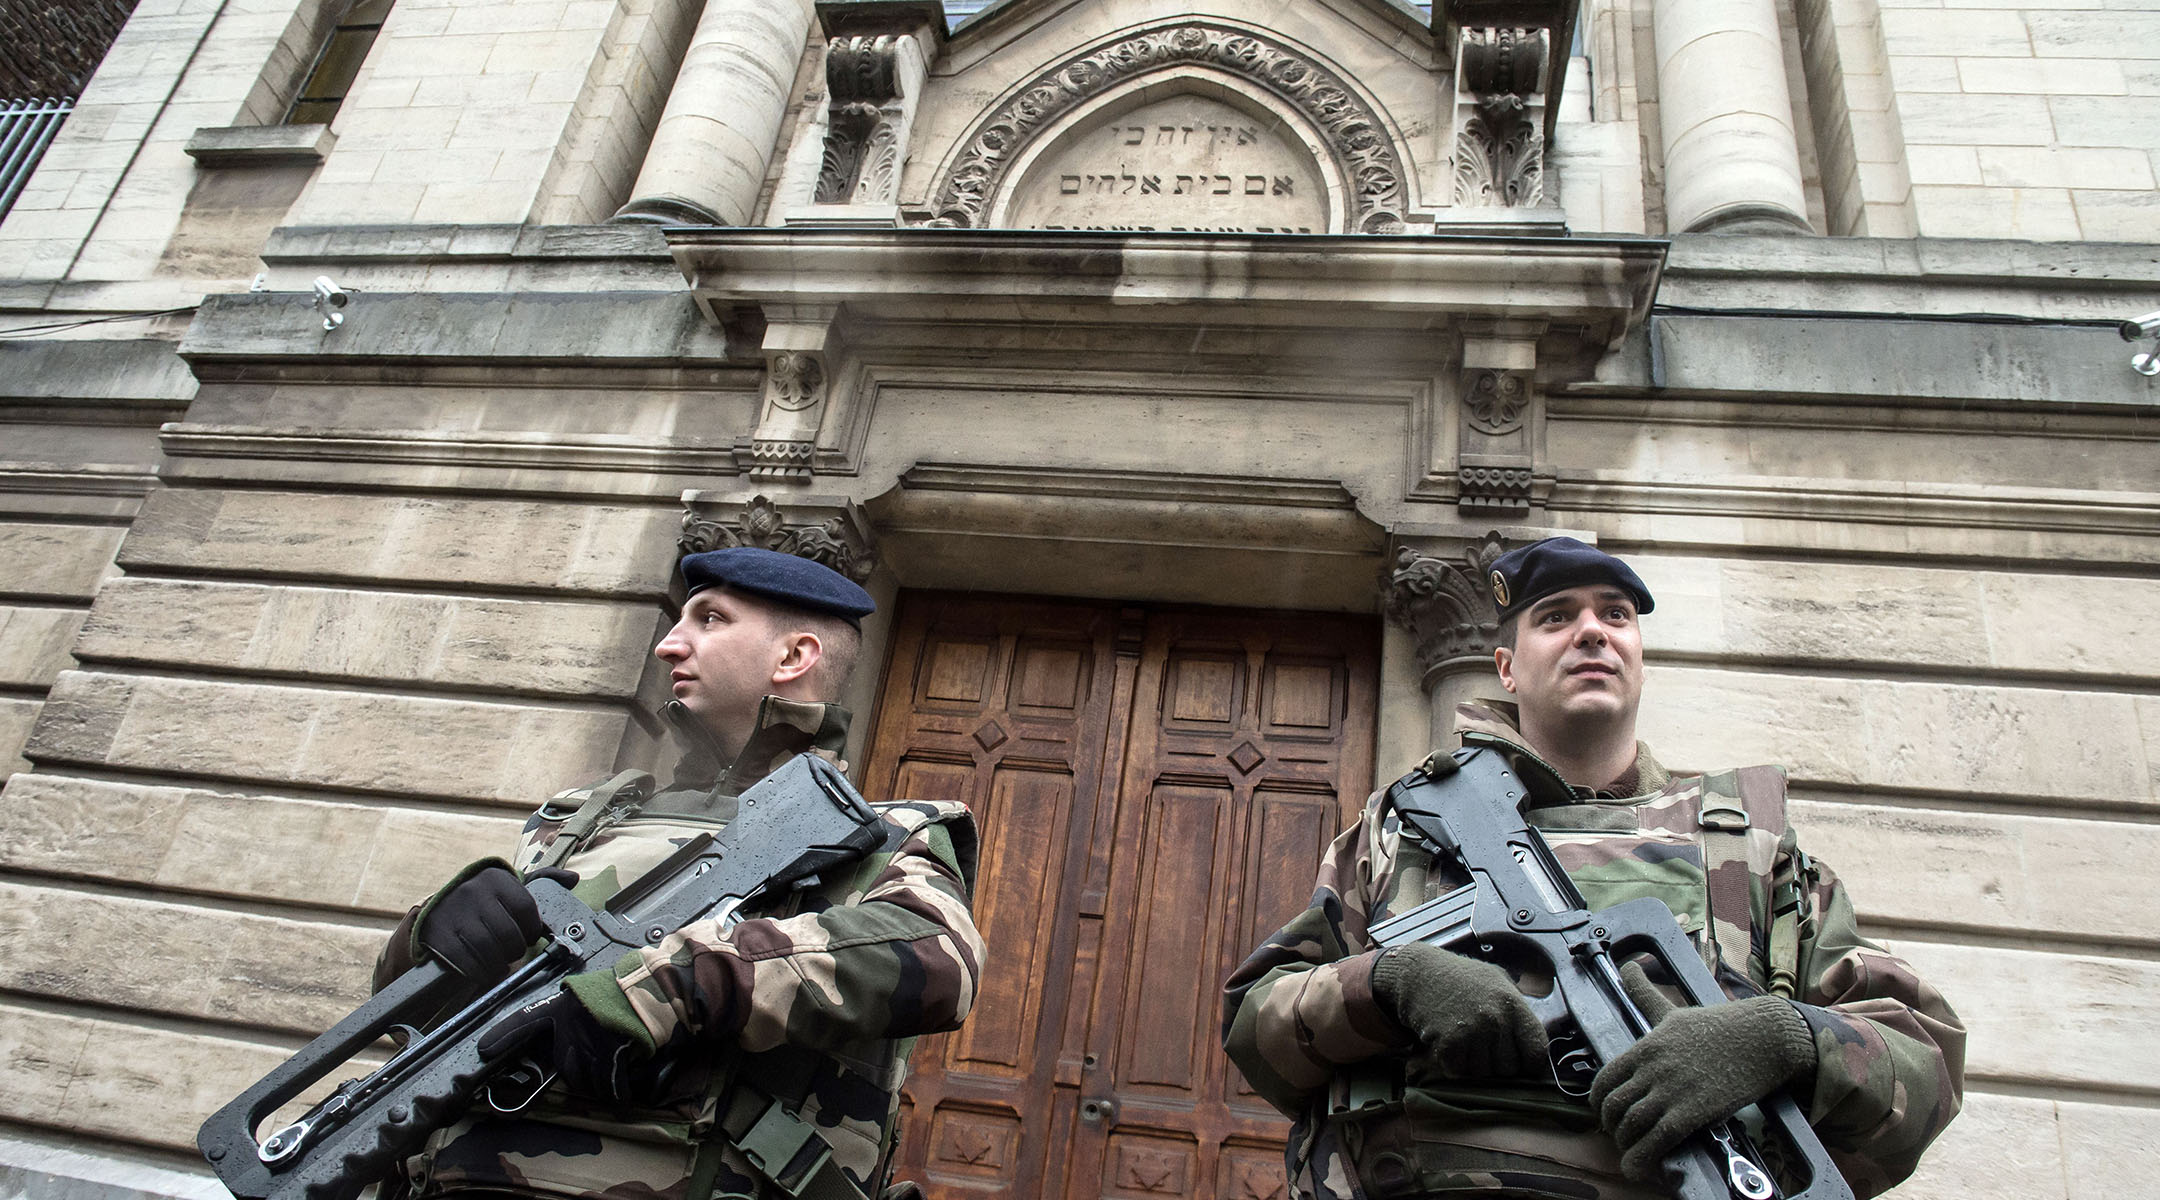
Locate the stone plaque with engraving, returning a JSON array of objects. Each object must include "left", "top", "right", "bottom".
[{"left": 1005, "top": 93, "right": 1330, "bottom": 234}]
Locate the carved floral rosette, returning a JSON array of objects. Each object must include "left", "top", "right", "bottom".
[
  {"left": 678, "top": 495, "right": 876, "bottom": 583},
  {"left": 927, "top": 23, "right": 1408, "bottom": 234}
]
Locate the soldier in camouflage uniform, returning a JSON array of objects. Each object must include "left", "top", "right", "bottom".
[
  {"left": 1222, "top": 538, "right": 1964, "bottom": 1200},
  {"left": 374, "top": 547, "right": 985, "bottom": 1200}
]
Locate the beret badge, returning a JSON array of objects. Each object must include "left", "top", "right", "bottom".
[{"left": 1489, "top": 569, "right": 1510, "bottom": 608}]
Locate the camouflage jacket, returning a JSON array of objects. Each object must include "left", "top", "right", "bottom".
[
  {"left": 375, "top": 698, "right": 985, "bottom": 1199},
  {"left": 1221, "top": 702, "right": 1964, "bottom": 1200}
]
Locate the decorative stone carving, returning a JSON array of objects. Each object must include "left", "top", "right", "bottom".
[
  {"left": 1458, "top": 463, "right": 1534, "bottom": 514},
  {"left": 816, "top": 35, "right": 907, "bottom": 205},
  {"left": 764, "top": 350, "right": 826, "bottom": 412},
  {"left": 1452, "top": 95, "right": 1543, "bottom": 208},
  {"left": 1382, "top": 534, "right": 1510, "bottom": 687},
  {"left": 1442, "top": 2, "right": 1571, "bottom": 217},
  {"left": 678, "top": 493, "right": 876, "bottom": 582},
  {"left": 1464, "top": 368, "right": 1531, "bottom": 434},
  {"left": 747, "top": 438, "right": 817, "bottom": 480},
  {"left": 1460, "top": 26, "right": 1545, "bottom": 96},
  {"left": 927, "top": 22, "right": 1407, "bottom": 234}
]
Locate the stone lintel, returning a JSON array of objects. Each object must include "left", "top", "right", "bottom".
[
  {"left": 865, "top": 463, "right": 1385, "bottom": 612},
  {"left": 668, "top": 229, "right": 1667, "bottom": 361}
]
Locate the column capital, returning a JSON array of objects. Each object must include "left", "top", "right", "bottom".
[
  {"left": 678, "top": 490, "right": 878, "bottom": 590},
  {"left": 1381, "top": 532, "right": 1511, "bottom": 692}
]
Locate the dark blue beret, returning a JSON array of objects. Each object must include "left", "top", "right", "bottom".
[
  {"left": 679, "top": 547, "right": 875, "bottom": 626},
  {"left": 1488, "top": 536, "right": 1654, "bottom": 622}
]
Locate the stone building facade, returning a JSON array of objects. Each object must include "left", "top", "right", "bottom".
[{"left": 0, "top": 0, "right": 2156, "bottom": 1197}]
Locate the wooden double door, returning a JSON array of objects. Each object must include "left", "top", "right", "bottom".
[{"left": 863, "top": 593, "right": 1378, "bottom": 1200}]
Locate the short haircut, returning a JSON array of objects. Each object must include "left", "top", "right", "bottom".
[{"left": 1494, "top": 612, "right": 1519, "bottom": 651}]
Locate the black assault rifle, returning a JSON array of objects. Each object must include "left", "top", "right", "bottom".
[
  {"left": 1365, "top": 744, "right": 1854, "bottom": 1200},
  {"left": 198, "top": 754, "right": 884, "bottom": 1200}
]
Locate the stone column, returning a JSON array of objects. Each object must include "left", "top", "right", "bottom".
[
  {"left": 1654, "top": 0, "right": 1810, "bottom": 233},
  {"left": 1382, "top": 534, "right": 1512, "bottom": 751},
  {"left": 614, "top": 0, "right": 817, "bottom": 225}
]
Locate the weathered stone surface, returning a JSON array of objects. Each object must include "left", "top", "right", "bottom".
[
  {"left": 1884, "top": 939, "right": 2154, "bottom": 1093},
  {"left": 0, "top": 774, "right": 519, "bottom": 915},
  {"left": 0, "top": 605, "right": 83, "bottom": 688},
  {"left": 76, "top": 577, "right": 655, "bottom": 699},
  {"left": 0, "top": 523, "right": 124, "bottom": 602},
  {"left": 0, "top": 1002, "right": 380, "bottom": 1155},
  {"left": 1791, "top": 798, "right": 2158, "bottom": 948},
  {"left": 1635, "top": 554, "right": 2158, "bottom": 681},
  {"left": 0, "top": 882, "right": 378, "bottom": 1035},
  {"left": 0, "top": 697, "right": 36, "bottom": 777},
  {"left": 1641, "top": 667, "right": 2155, "bottom": 807},
  {"left": 118, "top": 488, "right": 679, "bottom": 596},
  {"left": 1898, "top": 1092, "right": 2066, "bottom": 1200},
  {"left": 28, "top": 671, "right": 625, "bottom": 805}
]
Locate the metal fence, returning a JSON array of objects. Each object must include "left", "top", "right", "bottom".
[{"left": 0, "top": 97, "right": 73, "bottom": 219}]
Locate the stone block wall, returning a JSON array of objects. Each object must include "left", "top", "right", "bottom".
[{"left": 1881, "top": 1, "right": 2160, "bottom": 239}]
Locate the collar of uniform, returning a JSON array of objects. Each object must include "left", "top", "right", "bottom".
[
  {"left": 1448, "top": 700, "right": 1672, "bottom": 800},
  {"left": 718, "top": 696, "right": 853, "bottom": 795}
]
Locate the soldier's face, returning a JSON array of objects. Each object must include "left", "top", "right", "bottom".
[
  {"left": 654, "top": 588, "right": 795, "bottom": 757},
  {"left": 1493, "top": 584, "right": 1644, "bottom": 728}
]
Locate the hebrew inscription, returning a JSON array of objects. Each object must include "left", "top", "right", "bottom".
[{"left": 1006, "top": 94, "right": 1328, "bottom": 233}]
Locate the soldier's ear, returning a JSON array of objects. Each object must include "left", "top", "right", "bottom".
[
  {"left": 1494, "top": 646, "right": 1517, "bottom": 692},
  {"left": 771, "top": 630, "right": 824, "bottom": 687}
]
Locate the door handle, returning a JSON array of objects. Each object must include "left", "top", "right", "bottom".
[{"left": 1079, "top": 1098, "right": 1117, "bottom": 1125}]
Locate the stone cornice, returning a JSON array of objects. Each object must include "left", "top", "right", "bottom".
[{"left": 668, "top": 228, "right": 1667, "bottom": 356}]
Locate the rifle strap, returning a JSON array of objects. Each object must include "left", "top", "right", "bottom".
[{"left": 533, "top": 769, "right": 653, "bottom": 871}]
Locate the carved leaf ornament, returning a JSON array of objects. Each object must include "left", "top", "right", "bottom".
[
  {"left": 677, "top": 495, "right": 877, "bottom": 582},
  {"left": 929, "top": 23, "right": 1408, "bottom": 233}
]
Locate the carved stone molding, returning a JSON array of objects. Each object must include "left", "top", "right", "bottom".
[
  {"left": 1464, "top": 367, "right": 1531, "bottom": 434},
  {"left": 817, "top": 35, "right": 907, "bottom": 205},
  {"left": 1458, "top": 462, "right": 1534, "bottom": 515},
  {"left": 747, "top": 437, "right": 817, "bottom": 481},
  {"left": 927, "top": 22, "right": 1407, "bottom": 234},
  {"left": 1382, "top": 533, "right": 1510, "bottom": 689},
  {"left": 679, "top": 492, "right": 877, "bottom": 583},
  {"left": 1452, "top": 94, "right": 1543, "bottom": 208}
]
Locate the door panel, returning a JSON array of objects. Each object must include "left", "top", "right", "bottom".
[{"left": 866, "top": 594, "right": 1377, "bottom": 1200}]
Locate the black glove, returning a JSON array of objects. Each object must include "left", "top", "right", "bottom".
[
  {"left": 477, "top": 988, "right": 641, "bottom": 1103},
  {"left": 418, "top": 866, "right": 577, "bottom": 985},
  {"left": 1371, "top": 943, "right": 1550, "bottom": 1080},
  {"left": 1590, "top": 962, "right": 1818, "bottom": 1183}
]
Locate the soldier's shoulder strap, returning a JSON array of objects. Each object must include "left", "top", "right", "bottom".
[
  {"left": 529, "top": 768, "right": 656, "bottom": 871},
  {"left": 1695, "top": 765, "right": 1801, "bottom": 996}
]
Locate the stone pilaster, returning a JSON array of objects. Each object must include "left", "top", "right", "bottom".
[
  {"left": 1382, "top": 533, "right": 1511, "bottom": 748},
  {"left": 614, "top": 0, "right": 817, "bottom": 225},
  {"left": 1653, "top": 0, "right": 1811, "bottom": 234}
]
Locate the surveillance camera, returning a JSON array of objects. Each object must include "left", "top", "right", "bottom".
[
  {"left": 311, "top": 275, "right": 347, "bottom": 331},
  {"left": 2120, "top": 311, "right": 2160, "bottom": 341}
]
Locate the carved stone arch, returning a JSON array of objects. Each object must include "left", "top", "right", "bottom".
[{"left": 926, "top": 22, "right": 1409, "bottom": 234}]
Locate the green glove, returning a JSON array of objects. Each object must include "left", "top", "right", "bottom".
[
  {"left": 1371, "top": 943, "right": 1549, "bottom": 1080},
  {"left": 1589, "top": 962, "right": 1818, "bottom": 1183}
]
